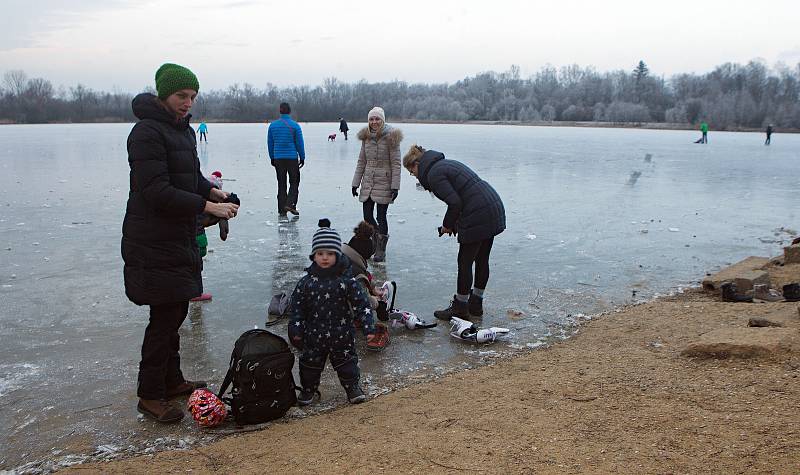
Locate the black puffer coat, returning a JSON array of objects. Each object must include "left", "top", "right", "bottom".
[
  {"left": 416, "top": 150, "right": 505, "bottom": 244},
  {"left": 122, "top": 93, "right": 212, "bottom": 305}
]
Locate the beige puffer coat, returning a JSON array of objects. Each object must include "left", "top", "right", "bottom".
[{"left": 351, "top": 125, "right": 403, "bottom": 204}]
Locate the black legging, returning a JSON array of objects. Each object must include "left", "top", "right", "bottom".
[
  {"left": 138, "top": 301, "right": 189, "bottom": 399},
  {"left": 362, "top": 198, "right": 388, "bottom": 235},
  {"left": 457, "top": 237, "right": 494, "bottom": 295}
]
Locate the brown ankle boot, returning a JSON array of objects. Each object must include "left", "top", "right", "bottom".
[{"left": 137, "top": 398, "right": 184, "bottom": 423}]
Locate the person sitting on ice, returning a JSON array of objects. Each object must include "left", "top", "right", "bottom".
[
  {"left": 192, "top": 170, "right": 236, "bottom": 302},
  {"left": 340, "top": 220, "right": 391, "bottom": 350}
]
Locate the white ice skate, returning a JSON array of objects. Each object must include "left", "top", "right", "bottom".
[
  {"left": 389, "top": 310, "right": 437, "bottom": 330},
  {"left": 449, "top": 317, "right": 510, "bottom": 343},
  {"left": 379, "top": 281, "right": 396, "bottom": 308}
]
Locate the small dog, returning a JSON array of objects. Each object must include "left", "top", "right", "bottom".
[{"left": 327, "top": 133, "right": 337, "bottom": 141}]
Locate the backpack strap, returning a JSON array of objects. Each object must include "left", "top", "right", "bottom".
[{"left": 217, "top": 355, "right": 237, "bottom": 399}]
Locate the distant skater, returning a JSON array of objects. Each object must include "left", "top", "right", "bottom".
[
  {"left": 765, "top": 124, "right": 773, "bottom": 145},
  {"left": 699, "top": 121, "right": 708, "bottom": 144},
  {"left": 198, "top": 121, "right": 208, "bottom": 142},
  {"left": 339, "top": 117, "right": 349, "bottom": 140}
]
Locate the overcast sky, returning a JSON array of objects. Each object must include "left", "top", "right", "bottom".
[{"left": 2, "top": 0, "right": 799, "bottom": 92}]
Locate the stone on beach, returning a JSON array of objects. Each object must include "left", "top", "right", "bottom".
[
  {"left": 701, "top": 256, "right": 770, "bottom": 293},
  {"left": 681, "top": 328, "right": 800, "bottom": 359}
]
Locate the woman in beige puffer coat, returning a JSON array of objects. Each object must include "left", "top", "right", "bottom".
[{"left": 351, "top": 107, "right": 403, "bottom": 262}]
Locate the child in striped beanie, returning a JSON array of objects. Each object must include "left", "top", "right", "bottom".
[{"left": 289, "top": 218, "right": 376, "bottom": 405}]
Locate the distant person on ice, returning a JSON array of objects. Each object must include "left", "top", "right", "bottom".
[
  {"left": 351, "top": 107, "right": 403, "bottom": 262},
  {"left": 339, "top": 117, "right": 349, "bottom": 140},
  {"left": 402, "top": 144, "right": 505, "bottom": 321},
  {"left": 122, "top": 63, "right": 239, "bottom": 423},
  {"left": 268, "top": 102, "right": 306, "bottom": 218},
  {"left": 765, "top": 124, "right": 773, "bottom": 145},
  {"left": 197, "top": 121, "right": 208, "bottom": 142},
  {"left": 696, "top": 121, "right": 709, "bottom": 144},
  {"left": 289, "top": 219, "right": 376, "bottom": 405}
]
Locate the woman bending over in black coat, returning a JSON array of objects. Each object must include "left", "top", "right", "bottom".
[{"left": 402, "top": 145, "right": 505, "bottom": 321}]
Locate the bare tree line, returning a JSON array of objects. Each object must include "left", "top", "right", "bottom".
[{"left": 1, "top": 60, "right": 799, "bottom": 129}]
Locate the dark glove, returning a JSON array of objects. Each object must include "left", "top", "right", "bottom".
[
  {"left": 218, "top": 219, "right": 229, "bottom": 241},
  {"left": 299, "top": 159, "right": 305, "bottom": 169},
  {"left": 270, "top": 159, "right": 277, "bottom": 167},
  {"left": 223, "top": 192, "right": 240, "bottom": 206},
  {"left": 352, "top": 187, "right": 358, "bottom": 197},
  {"left": 390, "top": 189, "right": 399, "bottom": 201}
]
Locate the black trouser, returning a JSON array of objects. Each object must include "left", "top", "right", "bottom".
[
  {"left": 702, "top": 132, "right": 708, "bottom": 144},
  {"left": 765, "top": 134, "right": 771, "bottom": 145},
  {"left": 138, "top": 301, "right": 189, "bottom": 399},
  {"left": 457, "top": 237, "right": 494, "bottom": 295},
  {"left": 299, "top": 345, "right": 360, "bottom": 392},
  {"left": 274, "top": 159, "right": 300, "bottom": 214},
  {"left": 342, "top": 130, "right": 348, "bottom": 140},
  {"left": 199, "top": 132, "right": 207, "bottom": 142},
  {"left": 363, "top": 198, "right": 388, "bottom": 235}
]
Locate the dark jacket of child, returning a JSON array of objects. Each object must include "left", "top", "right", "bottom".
[{"left": 288, "top": 254, "right": 375, "bottom": 391}]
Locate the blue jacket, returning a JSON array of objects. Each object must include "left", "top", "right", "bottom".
[{"left": 268, "top": 114, "right": 305, "bottom": 160}]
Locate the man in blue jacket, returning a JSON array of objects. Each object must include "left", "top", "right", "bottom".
[{"left": 268, "top": 102, "right": 306, "bottom": 217}]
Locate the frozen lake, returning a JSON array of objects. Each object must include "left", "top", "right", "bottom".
[{"left": 0, "top": 122, "right": 797, "bottom": 471}]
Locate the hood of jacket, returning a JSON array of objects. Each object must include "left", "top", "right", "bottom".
[
  {"left": 131, "top": 93, "right": 191, "bottom": 129},
  {"left": 416, "top": 149, "right": 446, "bottom": 190},
  {"left": 357, "top": 124, "right": 403, "bottom": 147}
]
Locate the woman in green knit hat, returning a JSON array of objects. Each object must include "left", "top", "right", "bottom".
[{"left": 122, "top": 63, "right": 240, "bottom": 423}]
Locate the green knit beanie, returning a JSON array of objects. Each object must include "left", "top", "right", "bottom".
[{"left": 155, "top": 63, "right": 199, "bottom": 99}]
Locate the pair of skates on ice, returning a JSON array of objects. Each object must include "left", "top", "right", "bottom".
[{"left": 377, "top": 281, "right": 511, "bottom": 343}]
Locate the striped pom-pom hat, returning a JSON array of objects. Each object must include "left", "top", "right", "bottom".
[{"left": 310, "top": 218, "right": 342, "bottom": 258}]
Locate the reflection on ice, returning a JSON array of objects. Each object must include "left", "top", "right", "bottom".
[{"left": 0, "top": 123, "right": 798, "bottom": 471}]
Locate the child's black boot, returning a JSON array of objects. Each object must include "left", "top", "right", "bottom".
[
  {"left": 434, "top": 296, "right": 469, "bottom": 320},
  {"left": 297, "top": 388, "right": 317, "bottom": 406},
  {"left": 346, "top": 384, "right": 367, "bottom": 404}
]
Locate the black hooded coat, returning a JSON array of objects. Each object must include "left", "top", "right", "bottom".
[
  {"left": 416, "top": 150, "right": 505, "bottom": 244},
  {"left": 121, "top": 93, "right": 212, "bottom": 305}
]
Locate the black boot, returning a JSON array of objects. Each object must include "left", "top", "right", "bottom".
[
  {"left": 468, "top": 293, "right": 484, "bottom": 317},
  {"left": 434, "top": 296, "right": 469, "bottom": 320},
  {"left": 720, "top": 282, "right": 753, "bottom": 303},
  {"left": 373, "top": 234, "right": 388, "bottom": 262},
  {"left": 783, "top": 283, "right": 800, "bottom": 302}
]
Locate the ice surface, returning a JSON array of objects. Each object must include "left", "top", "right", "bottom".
[{"left": 1, "top": 123, "right": 798, "bottom": 470}]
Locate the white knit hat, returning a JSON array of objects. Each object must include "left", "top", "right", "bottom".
[{"left": 368, "top": 107, "right": 385, "bottom": 122}]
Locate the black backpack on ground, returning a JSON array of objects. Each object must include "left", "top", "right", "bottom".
[{"left": 217, "top": 329, "right": 298, "bottom": 425}]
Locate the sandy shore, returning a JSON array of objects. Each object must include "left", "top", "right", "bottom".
[{"left": 72, "top": 282, "right": 800, "bottom": 474}]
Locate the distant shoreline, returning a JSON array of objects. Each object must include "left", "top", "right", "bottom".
[{"left": 0, "top": 118, "right": 795, "bottom": 134}]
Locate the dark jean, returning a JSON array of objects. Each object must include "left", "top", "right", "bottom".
[
  {"left": 275, "top": 159, "right": 300, "bottom": 214},
  {"left": 456, "top": 237, "right": 494, "bottom": 295},
  {"left": 137, "top": 301, "right": 189, "bottom": 399},
  {"left": 299, "top": 346, "right": 360, "bottom": 391},
  {"left": 362, "top": 198, "right": 389, "bottom": 235}
]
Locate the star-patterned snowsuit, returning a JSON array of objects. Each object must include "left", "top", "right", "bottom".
[{"left": 289, "top": 255, "right": 375, "bottom": 394}]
